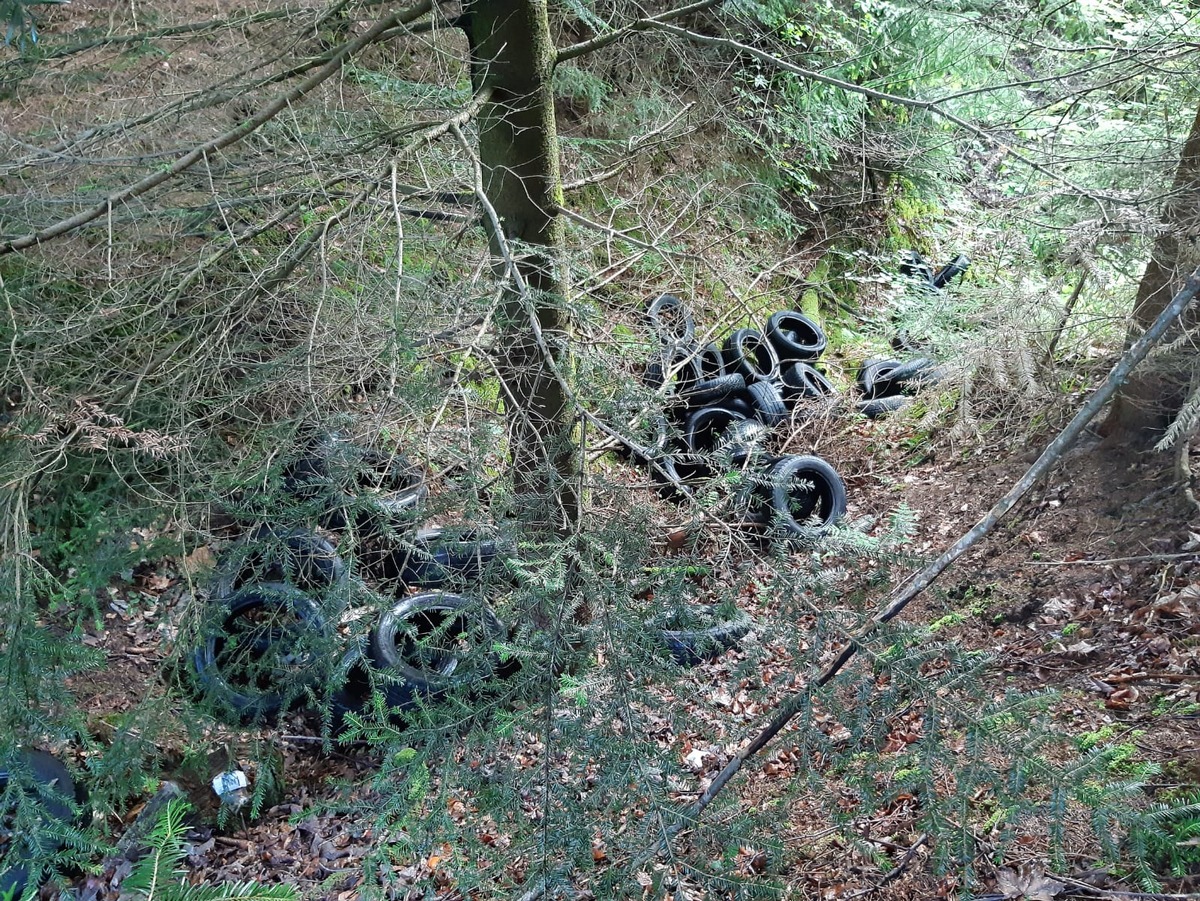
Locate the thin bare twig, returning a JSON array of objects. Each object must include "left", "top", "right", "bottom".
[{"left": 0, "top": 1, "right": 435, "bottom": 254}]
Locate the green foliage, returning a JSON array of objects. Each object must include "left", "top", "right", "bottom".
[
  {"left": 121, "top": 798, "right": 296, "bottom": 901},
  {"left": 1124, "top": 790, "right": 1200, "bottom": 888},
  {"left": 1, "top": 0, "right": 65, "bottom": 48}
]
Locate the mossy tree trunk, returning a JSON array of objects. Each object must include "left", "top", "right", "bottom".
[
  {"left": 1101, "top": 103, "right": 1200, "bottom": 442},
  {"left": 465, "top": 0, "right": 579, "bottom": 533}
]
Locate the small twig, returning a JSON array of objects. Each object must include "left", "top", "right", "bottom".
[
  {"left": 1058, "top": 874, "right": 1200, "bottom": 900},
  {"left": 847, "top": 833, "right": 929, "bottom": 898},
  {"left": 1045, "top": 272, "right": 1088, "bottom": 365},
  {"left": 555, "top": 0, "right": 724, "bottom": 63},
  {"left": 1028, "top": 552, "right": 1200, "bottom": 565},
  {"left": 0, "top": 1, "right": 435, "bottom": 254},
  {"left": 1095, "top": 672, "right": 1198, "bottom": 684}
]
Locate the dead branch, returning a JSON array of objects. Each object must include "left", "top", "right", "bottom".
[
  {"left": 555, "top": 0, "right": 724, "bottom": 64},
  {"left": 0, "top": 1, "right": 436, "bottom": 254},
  {"left": 645, "top": 21, "right": 1120, "bottom": 207}
]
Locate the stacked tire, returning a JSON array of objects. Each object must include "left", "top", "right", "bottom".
[{"left": 637, "top": 294, "right": 846, "bottom": 542}]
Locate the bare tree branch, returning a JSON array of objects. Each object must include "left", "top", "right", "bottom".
[
  {"left": 555, "top": 0, "right": 723, "bottom": 64},
  {"left": 0, "top": 1, "right": 437, "bottom": 254},
  {"left": 644, "top": 20, "right": 1123, "bottom": 206}
]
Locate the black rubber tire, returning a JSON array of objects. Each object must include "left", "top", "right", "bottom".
[
  {"left": 373, "top": 527, "right": 502, "bottom": 590},
  {"left": 683, "top": 405, "right": 749, "bottom": 453},
  {"left": 884, "top": 357, "right": 944, "bottom": 391},
  {"left": 192, "top": 583, "right": 329, "bottom": 724},
  {"left": 931, "top": 253, "right": 970, "bottom": 288},
  {"left": 656, "top": 606, "right": 753, "bottom": 667},
  {"left": 899, "top": 249, "right": 935, "bottom": 285},
  {"left": 780, "top": 362, "right": 837, "bottom": 402},
  {"left": 765, "top": 455, "right": 847, "bottom": 541},
  {"left": 325, "top": 641, "right": 381, "bottom": 740},
  {"left": 209, "top": 525, "right": 346, "bottom": 604},
  {"left": 765, "top": 311, "right": 827, "bottom": 363},
  {"left": 368, "top": 592, "right": 506, "bottom": 710},
  {"left": 856, "top": 358, "right": 905, "bottom": 400},
  {"left": 646, "top": 293, "right": 695, "bottom": 346},
  {"left": 678, "top": 373, "right": 745, "bottom": 408},
  {"left": 698, "top": 343, "right": 726, "bottom": 379},
  {"left": 718, "top": 419, "right": 771, "bottom": 468},
  {"left": 0, "top": 749, "right": 77, "bottom": 900},
  {"left": 722, "top": 328, "right": 781, "bottom": 384},
  {"left": 644, "top": 344, "right": 704, "bottom": 391},
  {"left": 744, "top": 380, "right": 788, "bottom": 426},
  {"left": 284, "top": 435, "right": 426, "bottom": 531},
  {"left": 858, "top": 396, "right": 911, "bottom": 419}
]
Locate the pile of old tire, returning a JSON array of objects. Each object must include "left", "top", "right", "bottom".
[
  {"left": 637, "top": 293, "right": 846, "bottom": 541},
  {"left": 854, "top": 356, "right": 947, "bottom": 419},
  {"left": 191, "top": 435, "right": 511, "bottom": 736}
]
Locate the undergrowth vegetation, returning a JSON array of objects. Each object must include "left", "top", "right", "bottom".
[{"left": 2, "top": 0, "right": 1199, "bottom": 897}]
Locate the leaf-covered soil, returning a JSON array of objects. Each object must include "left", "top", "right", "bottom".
[{"left": 57, "top": 414, "right": 1200, "bottom": 900}]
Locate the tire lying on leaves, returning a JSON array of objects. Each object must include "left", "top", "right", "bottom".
[
  {"left": 284, "top": 434, "right": 427, "bottom": 531},
  {"left": 722, "top": 328, "right": 781, "bottom": 384},
  {"left": 644, "top": 344, "right": 704, "bottom": 392},
  {"left": 743, "top": 380, "right": 788, "bottom": 426},
  {"left": 780, "top": 362, "right": 837, "bottom": 403},
  {"left": 645, "top": 292, "right": 696, "bottom": 346},
  {"left": 371, "top": 526, "right": 503, "bottom": 590},
  {"left": 683, "top": 405, "right": 749, "bottom": 454},
  {"left": 858, "top": 395, "right": 911, "bottom": 419},
  {"left": 655, "top": 605, "right": 753, "bottom": 667},
  {"left": 678, "top": 373, "right": 745, "bottom": 408},
  {"left": 192, "top": 583, "right": 331, "bottom": 724},
  {"left": 209, "top": 525, "right": 347, "bottom": 605},
  {"left": 717, "top": 418, "right": 771, "bottom": 468},
  {"left": 698, "top": 342, "right": 726, "bottom": 379},
  {"left": 856, "top": 357, "right": 943, "bottom": 400},
  {"left": 765, "top": 310, "right": 827, "bottom": 363},
  {"left": 0, "top": 749, "right": 78, "bottom": 900},
  {"left": 368, "top": 592, "right": 507, "bottom": 711},
  {"left": 324, "top": 640, "right": 380, "bottom": 740},
  {"left": 764, "top": 454, "right": 847, "bottom": 541}
]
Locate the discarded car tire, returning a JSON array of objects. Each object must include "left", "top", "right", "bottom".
[
  {"left": 683, "top": 405, "right": 749, "bottom": 453},
  {"left": 765, "top": 455, "right": 847, "bottom": 541},
  {"left": 210, "top": 525, "right": 346, "bottom": 604},
  {"left": 899, "top": 249, "right": 936, "bottom": 286},
  {"left": 718, "top": 419, "right": 771, "bottom": 468},
  {"left": 0, "top": 749, "right": 77, "bottom": 900},
  {"left": 858, "top": 396, "right": 911, "bottom": 419},
  {"left": 766, "top": 311, "right": 827, "bottom": 363},
  {"left": 679, "top": 373, "right": 745, "bottom": 408},
  {"left": 657, "top": 606, "right": 753, "bottom": 667},
  {"left": 744, "top": 380, "right": 788, "bottom": 426},
  {"left": 698, "top": 342, "right": 726, "bottom": 379},
  {"left": 780, "top": 362, "right": 837, "bottom": 402},
  {"left": 856, "top": 358, "right": 905, "bottom": 400},
  {"left": 931, "top": 254, "right": 970, "bottom": 289},
  {"left": 722, "top": 328, "right": 781, "bottom": 384},
  {"left": 646, "top": 293, "right": 695, "bottom": 346},
  {"left": 284, "top": 435, "right": 426, "bottom": 531},
  {"left": 375, "top": 527, "right": 502, "bottom": 589},
  {"left": 644, "top": 344, "right": 704, "bottom": 392},
  {"left": 369, "top": 592, "right": 507, "bottom": 710},
  {"left": 192, "top": 583, "right": 330, "bottom": 724},
  {"left": 325, "top": 641, "right": 379, "bottom": 740}
]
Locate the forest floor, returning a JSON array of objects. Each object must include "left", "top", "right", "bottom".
[
  {"left": 7, "top": 1, "right": 1200, "bottom": 899},
  {"left": 59, "top": 408, "right": 1200, "bottom": 901}
]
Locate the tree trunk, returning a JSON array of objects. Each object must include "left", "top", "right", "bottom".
[
  {"left": 466, "top": 0, "right": 579, "bottom": 532},
  {"left": 1101, "top": 103, "right": 1200, "bottom": 442}
]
